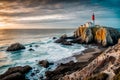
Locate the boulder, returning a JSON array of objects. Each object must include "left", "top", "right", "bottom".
[
  {"left": 28, "top": 48, "right": 35, "bottom": 51},
  {"left": 1, "top": 72, "right": 25, "bottom": 80},
  {"left": 7, "top": 43, "right": 25, "bottom": 51},
  {"left": 54, "top": 38, "right": 66, "bottom": 43},
  {"left": 0, "top": 65, "right": 32, "bottom": 80},
  {"left": 60, "top": 34, "right": 67, "bottom": 39},
  {"left": 53, "top": 37, "right": 57, "bottom": 39},
  {"left": 38, "top": 60, "right": 49, "bottom": 68}
]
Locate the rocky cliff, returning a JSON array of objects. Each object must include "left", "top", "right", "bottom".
[
  {"left": 59, "top": 39, "right": 120, "bottom": 80},
  {"left": 74, "top": 25, "right": 120, "bottom": 46}
]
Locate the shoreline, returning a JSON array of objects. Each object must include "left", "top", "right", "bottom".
[{"left": 45, "top": 46, "right": 107, "bottom": 80}]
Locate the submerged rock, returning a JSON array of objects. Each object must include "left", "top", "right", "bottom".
[
  {"left": 61, "top": 41, "right": 72, "bottom": 45},
  {"left": 0, "top": 65, "right": 32, "bottom": 80},
  {"left": 7, "top": 43, "right": 25, "bottom": 51},
  {"left": 35, "top": 45, "right": 39, "bottom": 47},
  {"left": 53, "top": 37, "right": 57, "bottom": 39},
  {"left": 28, "top": 48, "right": 35, "bottom": 51}
]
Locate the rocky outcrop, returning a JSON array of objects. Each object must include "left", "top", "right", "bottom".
[
  {"left": 73, "top": 26, "right": 120, "bottom": 46},
  {"left": 55, "top": 25, "right": 120, "bottom": 46},
  {"left": 45, "top": 61, "right": 88, "bottom": 80},
  {"left": 54, "top": 34, "right": 73, "bottom": 45},
  {"left": 7, "top": 43, "right": 25, "bottom": 51},
  {"left": 0, "top": 65, "right": 32, "bottom": 80},
  {"left": 60, "top": 39, "right": 120, "bottom": 80}
]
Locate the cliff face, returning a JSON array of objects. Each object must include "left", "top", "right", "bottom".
[
  {"left": 60, "top": 39, "right": 120, "bottom": 80},
  {"left": 74, "top": 26, "right": 120, "bottom": 46}
]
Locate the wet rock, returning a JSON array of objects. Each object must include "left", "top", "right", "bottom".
[
  {"left": 39, "top": 75, "right": 43, "bottom": 79},
  {"left": 29, "top": 45, "right": 32, "bottom": 47},
  {"left": 0, "top": 65, "right": 32, "bottom": 80},
  {"left": 54, "top": 38, "right": 66, "bottom": 43},
  {"left": 61, "top": 41, "right": 72, "bottom": 45},
  {"left": 38, "top": 60, "right": 49, "bottom": 68},
  {"left": 38, "top": 60, "right": 54, "bottom": 68},
  {"left": 60, "top": 34, "right": 67, "bottom": 39},
  {"left": 7, "top": 43, "right": 25, "bottom": 51},
  {"left": 54, "top": 34, "right": 67, "bottom": 43},
  {"left": 35, "top": 45, "right": 39, "bottom": 47},
  {"left": 31, "top": 73, "right": 35, "bottom": 77},
  {"left": 1, "top": 72, "right": 25, "bottom": 80},
  {"left": 53, "top": 37, "right": 57, "bottom": 39},
  {"left": 45, "top": 61, "right": 88, "bottom": 80},
  {"left": 28, "top": 48, "right": 35, "bottom": 51}
]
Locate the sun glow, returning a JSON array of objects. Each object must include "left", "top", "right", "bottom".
[
  {"left": 0, "top": 22, "right": 13, "bottom": 29},
  {"left": 0, "top": 22, "right": 6, "bottom": 27}
]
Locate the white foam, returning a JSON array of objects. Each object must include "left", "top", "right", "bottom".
[{"left": 1, "top": 37, "right": 86, "bottom": 80}]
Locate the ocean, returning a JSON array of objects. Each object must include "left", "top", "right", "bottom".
[{"left": 0, "top": 29, "right": 86, "bottom": 79}]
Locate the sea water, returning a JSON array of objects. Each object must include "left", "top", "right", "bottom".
[{"left": 0, "top": 29, "right": 86, "bottom": 79}]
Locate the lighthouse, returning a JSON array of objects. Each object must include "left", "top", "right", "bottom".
[{"left": 92, "top": 13, "right": 95, "bottom": 26}]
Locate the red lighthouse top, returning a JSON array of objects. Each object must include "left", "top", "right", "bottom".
[{"left": 92, "top": 13, "right": 95, "bottom": 21}]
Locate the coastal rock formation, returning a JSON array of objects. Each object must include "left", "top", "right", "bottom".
[
  {"left": 0, "top": 65, "right": 32, "bottom": 80},
  {"left": 7, "top": 43, "right": 25, "bottom": 51},
  {"left": 55, "top": 25, "right": 120, "bottom": 46},
  {"left": 60, "top": 39, "right": 120, "bottom": 80},
  {"left": 55, "top": 34, "right": 72, "bottom": 45},
  {"left": 73, "top": 26, "right": 120, "bottom": 46},
  {"left": 45, "top": 61, "right": 88, "bottom": 80}
]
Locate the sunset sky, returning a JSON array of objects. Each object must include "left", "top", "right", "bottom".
[{"left": 0, "top": 0, "right": 120, "bottom": 29}]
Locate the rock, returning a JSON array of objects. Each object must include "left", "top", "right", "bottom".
[
  {"left": 60, "top": 34, "right": 67, "bottom": 39},
  {"left": 0, "top": 65, "right": 32, "bottom": 80},
  {"left": 35, "top": 45, "right": 39, "bottom": 47},
  {"left": 38, "top": 60, "right": 49, "bottom": 68},
  {"left": 53, "top": 37, "right": 57, "bottom": 39},
  {"left": 45, "top": 61, "right": 88, "bottom": 80},
  {"left": 1, "top": 72, "right": 25, "bottom": 80},
  {"left": 61, "top": 41, "right": 72, "bottom": 45},
  {"left": 28, "top": 48, "right": 35, "bottom": 51},
  {"left": 87, "top": 73, "right": 109, "bottom": 80},
  {"left": 118, "top": 39, "right": 120, "bottom": 44},
  {"left": 7, "top": 43, "right": 25, "bottom": 51},
  {"left": 54, "top": 38, "right": 66, "bottom": 43},
  {"left": 29, "top": 45, "right": 32, "bottom": 47},
  {"left": 73, "top": 26, "right": 120, "bottom": 46},
  {"left": 85, "top": 28, "right": 93, "bottom": 43}
]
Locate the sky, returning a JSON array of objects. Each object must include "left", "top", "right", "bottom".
[{"left": 0, "top": 0, "right": 120, "bottom": 29}]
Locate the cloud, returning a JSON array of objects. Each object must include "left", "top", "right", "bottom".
[{"left": 0, "top": 0, "right": 119, "bottom": 28}]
